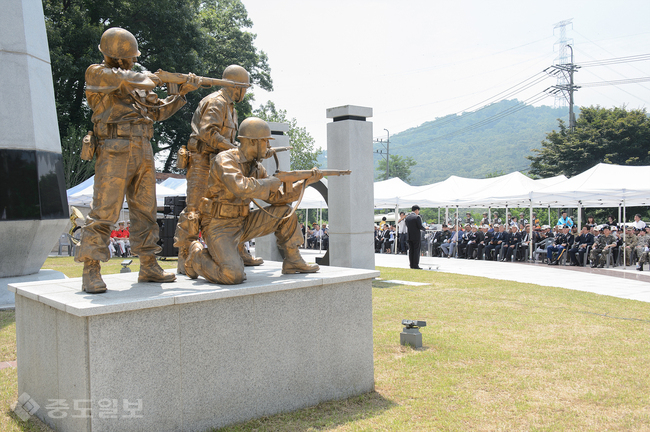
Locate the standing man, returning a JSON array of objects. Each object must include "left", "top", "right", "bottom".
[
  {"left": 405, "top": 205, "right": 426, "bottom": 269},
  {"left": 75, "top": 28, "right": 199, "bottom": 293},
  {"left": 174, "top": 65, "right": 254, "bottom": 275},
  {"left": 185, "top": 118, "right": 321, "bottom": 284},
  {"left": 633, "top": 214, "right": 647, "bottom": 231},
  {"left": 397, "top": 211, "right": 407, "bottom": 254}
]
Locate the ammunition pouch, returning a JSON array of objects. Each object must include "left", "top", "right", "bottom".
[
  {"left": 187, "top": 137, "right": 200, "bottom": 153},
  {"left": 80, "top": 131, "right": 98, "bottom": 161},
  {"left": 199, "top": 198, "right": 250, "bottom": 219},
  {"left": 176, "top": 145, "right": 190, "bottom": 170}
]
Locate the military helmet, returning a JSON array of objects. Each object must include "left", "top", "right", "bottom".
[
  {"left": 98, "top": 27, "right": 141, "bottom": 59},
  {"left": 238, "top": 117, "right": 274, "bottom": 140},
  {"left": 222, "top": 65, "right": 251, "bottom": 86}
]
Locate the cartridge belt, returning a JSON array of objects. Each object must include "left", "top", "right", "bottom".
[
  {"left": 95, "top": 122, "right": 153, "bottom": 140},
  {"left": 199, "top": 198, "right": 250, "bottom": 219}
]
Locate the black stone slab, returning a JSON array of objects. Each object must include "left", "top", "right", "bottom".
[{"left": 0, "top": 149, "right": 68, "bottom": 220}]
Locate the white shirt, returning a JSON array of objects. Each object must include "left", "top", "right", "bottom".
[
  {"left": 633, "top": 219, "right": 647, "bottom": 230},
  {"left": 397, "top": 218, "right": 407, "bottom": 234}
]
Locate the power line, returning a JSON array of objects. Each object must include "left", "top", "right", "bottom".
[
  {"left": 579, "top": 53, "right": 650, "bottom": 67},
  {"left": 394, "top": 71, "right": 552, "bottom": 138},
  {"left": 580, "top": 77, "right": 650, "bottom": 87}
]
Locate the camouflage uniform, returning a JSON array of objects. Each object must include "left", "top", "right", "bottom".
[
  {"left": 635, "top": 234, "right": 650, "bottom": 266},
  {"left": 589, "top": 233, "right": 617, "bottom": 266},
  {"left": 621, "top": 232, "right": 638, "bottom": 266}
]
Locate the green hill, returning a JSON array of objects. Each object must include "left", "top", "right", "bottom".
[{"left": 376, "top": 100, "right": 569, "bottom": 185}]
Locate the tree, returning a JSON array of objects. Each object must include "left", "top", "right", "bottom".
[
  {"left": 44, "top": 0, "right": 272, "bottom": 185},
  {"left": 528, "top": 105, "right": 650, "bottom": 178},
  {"left": 253, "top": 101, "right": 322, "bottom": 170},
  {"left": 60, "top": 127, "right": 95, "bottom": 188},
  {"left": 376, "top": 154, "right": 417, "bottom": 183}
]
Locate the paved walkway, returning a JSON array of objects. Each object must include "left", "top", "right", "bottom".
[{"left": 299, "top": 248, "right": 650, "bottom": 304}]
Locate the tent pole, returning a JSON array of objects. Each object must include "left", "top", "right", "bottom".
[
  {"left": 577, "top": 202, "right": 582, "bottom": 231},
  {"left": 438, "top": 207, "right": 440, "bottom": 225},
  {"left": 548, "top": 206, "right": 551, "bottom": 226},
  {"left": 623, "top": 201, "right": 627, "bottom": 269},
  {"left": 395, "top": 204, "right": 399, "bottom": 254},
  {"left": 455, "top": 205, "right": 459, "bottom": 257},
  {"left": 529, "top": 201, "right": 533, "bottom": 261},
  {"left": 488, "top": 207, "right": 491, "bottom": 225},
  {"left": 305, "top": 209, "right": 308, "bottom": 246}
]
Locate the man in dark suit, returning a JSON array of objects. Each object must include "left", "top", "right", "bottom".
[
  {"left": 405, "top": 205, "right": 426, "bottom": 269},
  {"left": 568, "top": 226, "right": 594, "bottom": 266},
  {"left": 465, "top": 225, "right": 483, "bottom": 259},
  {"left": 476, "top": 225, "right": 491, "bottom": 260}
]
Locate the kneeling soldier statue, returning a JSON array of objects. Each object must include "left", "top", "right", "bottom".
[
  {"left": 75, "top": 27, "right": 200, "bottom": 293},
  {"left": 185, "top": 117, "right": 322, "bottom": 284}
]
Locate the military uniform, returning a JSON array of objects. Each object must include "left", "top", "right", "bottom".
[
  {"left": 76, "top": 63, "right": 187, "bottom": 263},
  {"left": 621, "top": 232, "right": 638, "bottom": 266},
  {"left": 174, "top": 89, "right": 238, "bottom": 265},
  {"left": 185, "top": 117, "right": 319, "bottom": 284},
  {"left": 589, "top": 233, "right": 617, "bottom": 267},
  {"left": 635, "top": 234, "right": 650, "bottom": 268}
]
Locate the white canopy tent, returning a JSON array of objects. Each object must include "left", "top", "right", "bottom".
[
  {"left": 529, "top": 163, "right": 650, "bottom": 207},
  {"left": 67, "top": 164, "right": 649, "bottom": 216},
  {"left": 67, "top": 176, "right": 189, "bottom": 208}
]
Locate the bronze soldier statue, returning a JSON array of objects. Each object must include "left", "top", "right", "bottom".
[
  {"left": 173, "top": 65, "right": 261, "bottom": 275},
  {"left": 185, "top": 117, "right": 323, "bottom": 284},
  {"left": 75, "top": 27, "right": 200, "bottom": 293}
]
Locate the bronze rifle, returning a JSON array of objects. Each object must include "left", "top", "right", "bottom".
[{"left": 154, "top": 69, "right": 251, "bottom": 89}]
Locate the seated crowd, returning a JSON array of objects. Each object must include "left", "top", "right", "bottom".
[
  {"left": 109, "top": 220, "right": 131, "bottom": 258},
  {"left": 301, "top": 222, "right": 329, "bottom": 250},
  {"left": 375, "top": 210, "right": 650, "bottom": 271}
]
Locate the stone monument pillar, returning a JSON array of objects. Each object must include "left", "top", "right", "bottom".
[
  {"left": 255, "top": 121, "right": 291, "bottom": 262},
  {"left": 0, "top": 0, "right": 69, "bottom": 280},
  {"left": 326, "top": 105, "right": 375, "bottom": 270}
]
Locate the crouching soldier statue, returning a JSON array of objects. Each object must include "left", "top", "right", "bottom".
[
  {"left": 75, "top": 27, "right": 199, "bottom": 293},
  {"left": 185, "top": 117, "right": 322, "bottom": 284}
]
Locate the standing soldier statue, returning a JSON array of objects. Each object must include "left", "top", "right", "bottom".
[
  {"left": 173, "top": 65, "right": 259, "bottom": 276},
  {"left": 75, "top": 27, "right": 200, "bottom": 293},
  {"left": 184, "top": 117, "right": 325, "bottom": 284}
]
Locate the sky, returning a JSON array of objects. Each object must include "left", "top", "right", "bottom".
[{"left": 241, "top": 0, "right": 650, "bottom": 149}]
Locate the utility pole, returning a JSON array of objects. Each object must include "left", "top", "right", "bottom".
[
  {"left": 373, "top": 129, "right": 391, "bottom": 180},
  {"left": 384, "top": 128, "right": 390, "bottom": 178},
  {"left": 544, "top": 44, "right": 580, "bottom": 131},
  {"left": 567, "top": 44, "right": 576, "bottom": 130}
]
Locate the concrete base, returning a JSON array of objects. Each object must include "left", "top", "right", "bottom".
[
  {"left": 400, "top": 329, "right": 423, "bottom": 348},
  {"left": 0, "top": 269, "right": 67, "bottom": 309},
  {"left": 10, "top": 262, "right": 378, "bottom": 432}
]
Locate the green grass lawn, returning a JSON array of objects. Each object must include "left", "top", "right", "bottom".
[{"left": 3, "top": 262, "right": 650, "bottom": 431}]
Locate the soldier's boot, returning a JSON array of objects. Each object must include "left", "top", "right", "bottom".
[
  {"left": 82, "top": 259, "right": 107, "bottom": 294},
  {"left": 281, "top": 245, "right": 319, "bottom": 275},
  {"left": 184, "top": 241, "right": 202, "bottom": 279},
  {"left": 239, "top": 243, "right": 263, "bottom": 266},
  {"left": 177, "top": 247, "right": 188, "bottom": 275},
  {"left": 138, "top": 255, "right": 176, "bottom": 283}
]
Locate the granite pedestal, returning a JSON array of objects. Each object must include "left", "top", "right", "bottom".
[
  {"left": 326, "top": 105, "right": 375, "bottom": 270},
  {"left": 10, "top": 262, "right": 378, "bottom": 432}
]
